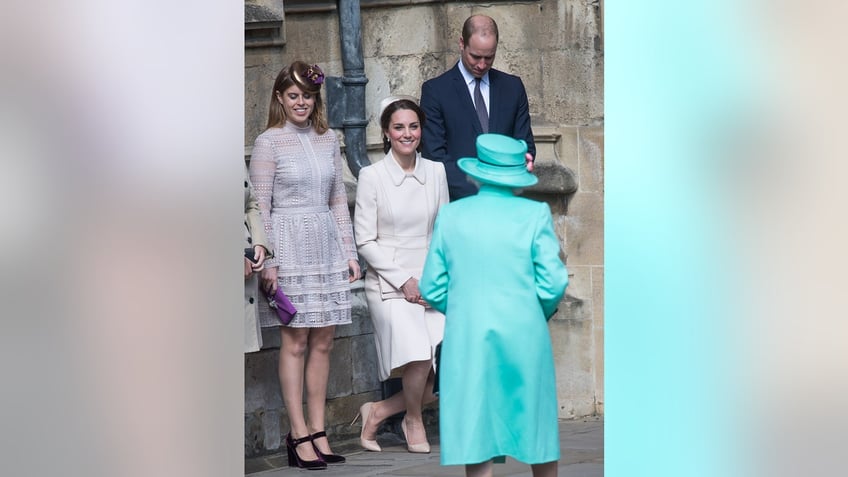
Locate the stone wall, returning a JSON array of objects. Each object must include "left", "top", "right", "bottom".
[{"left": 245, "top": 0, "right": 603, "bottom": 456}]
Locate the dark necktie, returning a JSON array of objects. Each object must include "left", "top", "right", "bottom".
[{"left": 474, "top": 78, "right": 489, "bottom": 133}]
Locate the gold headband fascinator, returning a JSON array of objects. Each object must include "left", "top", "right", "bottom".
[{"left": 378, "top": 94, "right": 419, "bottom": 119}]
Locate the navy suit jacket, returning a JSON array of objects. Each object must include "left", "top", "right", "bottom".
[{"left": 420, "top": 63, "right": 535, "bottom": 200}]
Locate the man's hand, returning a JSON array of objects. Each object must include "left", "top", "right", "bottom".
[{"left": 525, "top": 152, "right": 535, "bottom": 172}]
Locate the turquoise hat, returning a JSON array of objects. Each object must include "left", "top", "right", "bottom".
[{"left": 457, "top": 134, "right": 538, "bottom": 188}]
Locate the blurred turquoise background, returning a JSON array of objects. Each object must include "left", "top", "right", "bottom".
[{"left": 606, "top": 1, "right": 760, "bottom": 475}]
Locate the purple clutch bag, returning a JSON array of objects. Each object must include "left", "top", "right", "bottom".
[{"left": 266, "top": 287, "right": 297, "bottom": 326}]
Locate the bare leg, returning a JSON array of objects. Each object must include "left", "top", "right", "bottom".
[
  {"left": 304, "top": 325, "right": 336, "bottom": 455},
  {"left": 278, "top": 327, "right": 319, "bottom": 461},
  {"left": 531, "top": 461, "right": 558, "bottom": 477},
  {"left": 361, "top": 391, "right": 402, "bottom": 441},
  {"left": 400, "top": 360, "right": 433, "bottom": 446},
  {"left": 465, "top": 460, "right": 493, "bottom": 477},
  {"left": 363, "top": 363, "right": 438, "bottom": 441},
  {"left": 422, "top": 367, "right": 437, "bottom": 406}
]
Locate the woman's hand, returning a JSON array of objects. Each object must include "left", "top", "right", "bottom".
[
  {"left": 525, "top": 152, "right": 535, "bottom": 172},
  {"left": 400, "top": 277, "right": 422, "bottom": 304},
  {"left": 348, "top": 260, "right": 361, "bottom": 282},
  {"left": 250, "top": 245, "right": 267, "bottom": 272},
  {"left": 261, "top": 267, "right": 278, "bottom": 294}
]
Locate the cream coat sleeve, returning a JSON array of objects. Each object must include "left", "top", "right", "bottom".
[
  {"left": 245, "top": 167, "right": 271, "bottom": 256},
  {"left": 354, "top": 165, "right": 415, "bottom": 289}
]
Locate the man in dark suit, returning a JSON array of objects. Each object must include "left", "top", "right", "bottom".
[{"left": 420, "top": 14, "right": 535, "bottom": 201}]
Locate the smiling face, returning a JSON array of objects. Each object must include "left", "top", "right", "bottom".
[
  {"left": 384, "top": 108, "right": 421, "bottom": 160},
  {"left": 276, "top": 84, "right": 315, "bottom": 128}
]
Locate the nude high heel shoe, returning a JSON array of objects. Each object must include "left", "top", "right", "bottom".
[
  {"left": 401, "top": 418, "right": 431, "bottom": 454},
  {"left": 353, "top": 402, "right": 382, "bottom": 452}
]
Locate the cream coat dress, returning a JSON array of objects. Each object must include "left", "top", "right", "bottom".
[
  {"left": 354, "top": 152, "right": 449, "bottom": 381},
  {"left": 245, "top": 166, "right": 272, "bottom": 352}
]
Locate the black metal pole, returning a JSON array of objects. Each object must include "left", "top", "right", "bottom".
[{"left": 337, "top": 0, "right": 369, "bottom": 177}]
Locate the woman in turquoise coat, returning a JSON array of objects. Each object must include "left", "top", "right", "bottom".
[{"left": 420, "top": 134, "right": 569, "bottom": 477}]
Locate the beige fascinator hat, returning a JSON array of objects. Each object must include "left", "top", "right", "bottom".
[{"left": 378, "top": 94, "right": 420, "bottom": 119}]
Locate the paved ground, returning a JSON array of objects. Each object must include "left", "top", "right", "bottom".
[{"left": 246, "top": 416, "right": 603, "bottom": 476}]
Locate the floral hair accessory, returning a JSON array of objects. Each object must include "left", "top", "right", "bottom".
[{"left": 303, "top": 64, "right": 324, "bottom": 86}]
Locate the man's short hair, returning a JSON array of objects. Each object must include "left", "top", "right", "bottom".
[{"left": 461, "top": 15, "right": 499, "bottom": 45}]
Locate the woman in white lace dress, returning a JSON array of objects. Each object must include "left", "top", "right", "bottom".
[{"left": 249, "top": 61, "right": 360, "bottom": 470}]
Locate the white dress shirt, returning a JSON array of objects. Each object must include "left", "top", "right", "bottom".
[{"left": 457, "top": 61, "right": 489, "bottom": 114}]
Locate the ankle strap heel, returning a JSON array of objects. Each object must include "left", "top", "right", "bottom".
[
  {"left": 310, "top": 431, "right": 346, "bottom": 464},
  {"left": 285, "top": 432, "right": 327, "bottom": 470}
]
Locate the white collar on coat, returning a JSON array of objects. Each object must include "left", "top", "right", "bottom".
[{"left": 383, "top": 150, "right": 426, "bottom": 186}]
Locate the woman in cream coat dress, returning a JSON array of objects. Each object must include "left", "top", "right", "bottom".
[
  {"left": 244, "top": 166, "right": 271, "bottom": 352},
  {"left": 354, "top": 96, "right": 449, "bottom": 453}
]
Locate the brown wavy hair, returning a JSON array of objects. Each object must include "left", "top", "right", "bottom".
[{"left": 266, "top": 60, "right": 329, "bottom": 134}]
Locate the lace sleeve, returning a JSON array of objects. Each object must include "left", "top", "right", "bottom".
[
  {"left": 248, "top": 133, "right": 278, "bottom": 268},
  {"left": 327, "top": 133, "right": 357, "bottom": 261}
]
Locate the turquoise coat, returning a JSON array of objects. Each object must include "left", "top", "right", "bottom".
[{"left": 420, "top": 184, "right": 569, "bottom": 466}]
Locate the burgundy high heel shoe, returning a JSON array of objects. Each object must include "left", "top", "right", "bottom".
[
  {"left": 285, "top": 432, "right": 327, "bottom": 470},
  {"left": 310, "top": 431, "right": 346, "bottom": 464}
]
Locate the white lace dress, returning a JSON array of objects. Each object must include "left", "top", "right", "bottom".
[{"left": 249, "top": 123, "right": 357, "bottom": 328}]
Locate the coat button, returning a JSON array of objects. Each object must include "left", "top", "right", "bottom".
[
  {"left": 249, "top": 297, "right": 254, "bottom": 304},
  {"left": 247, "top": 237, "right": 253, "bottom": 244},
  {"left": 244, "top": 181, "right": 249, "bottom": 188}
]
